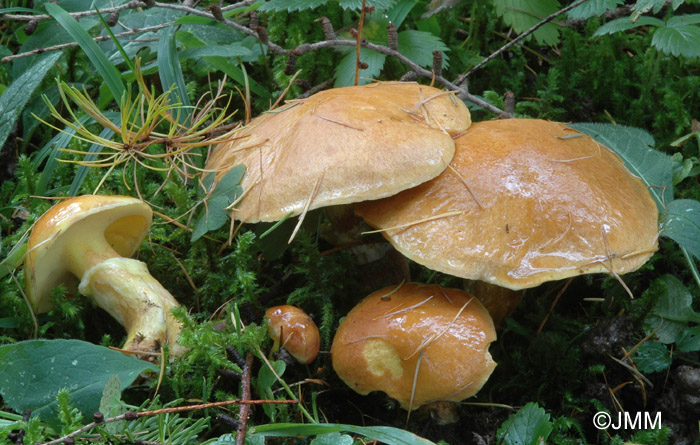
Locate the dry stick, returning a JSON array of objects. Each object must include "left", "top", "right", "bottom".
[
  {"left": 236, "top": 352, "right": 255, "bottom": 445},
  {"left": 455, "top": 0, "right": 591, "bottom": 84},
  {"left": 42, "top": 398, "right": 296, "bottom": 445},
  {"left": 354, "top": 0, "right": 368, "bottom": 86}
]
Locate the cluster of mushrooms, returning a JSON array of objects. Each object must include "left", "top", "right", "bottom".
[{"left": 24, "top": 81, "right": 659, "bottom": 417}]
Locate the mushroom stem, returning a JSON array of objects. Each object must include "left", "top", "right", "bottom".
[{"left": 79, "top": 258, "right": 184, "bottom": 356}]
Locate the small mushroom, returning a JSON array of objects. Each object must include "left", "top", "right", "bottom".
[
  {"left": 265, "top": 305, "right": 320, "bottom": 364},
  {"left": 205, "top": 81, "right": 471, "bottom": 223},
  {"left": 24, "top": 195, "right": 185, "bottom": 357},
  {"left": 330, "top": 283, "right": 496, "bottom": 414}
]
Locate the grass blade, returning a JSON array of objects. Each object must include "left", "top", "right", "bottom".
[
  {"left": 0, "top": 53, "right": 60, "bottom": 152},
  {"left": 44, "top": 3, "right": 125, "bottom": 102},
  {"left": 158, "top": 26, "right": 191, "bottom": 123}
]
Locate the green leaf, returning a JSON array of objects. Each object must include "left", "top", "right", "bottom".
[
  {"left": 180, "top": 44, "right": 252, "bottom": 60},
  {"left": 44, "top": 3, "right": 124, "bottom": 102},
  {"left": 258, "top": 0, "right": 329, "bottom": 12},
  {"left": 250, "top": 423, "right": 435, "bottom": 445},
  {"left": 651, "top": 21, "right": 700, "bottom": 58},
  {"left": 643, "top": 274, "right": 700, "bottom": 344},
  {"left": 334, "top": 47, "right": 387, "bottom": 87},
  {"left": 633, "top": 340, "right": 672, "bottom": 373},
  {"left": 676, "top": 326, "right": 700, "bottom": 352},
  {"left": 497, "top": 402, "right": 553, "bottom": 445},
  {"left": 398, "top": 30, "right": 449, "bottom": 68},
  {"left": 339, "top": 0, "right": 398, "bottom": 9},
  {"left": 98, "top": 375, "right": 126, "bottom": 434},
  {"left": 593, "top": 16, "right": 665, "bottom": 36},
  {"left": 660, "top": 199, "right": 700, "bottom": 260},
  {"left": 567, "top": 0, "right": 623, "bottom": 19},
  {"left": 567, "top": 122, "right": 673, "bottom": 210},
  {"left": 0, "top": 339, "right": 155, "bottom": 425},
  {"left": 492, "top": 0, "right": 561, "bottom": 45},
  {"left": 0, "top": 52, "right": 60, "bottom": 152},
  {"left": 158, "top": 26, "right": 191, "bottom": 118},
  {"left": 191, "top": 166, "right": 245, "bottom": 242},
  {"left": 311, "top": 432, "right": 354, "bottom": 445},
  {"left": 632, "top": 0, "right": 667, "bottom": 15}
]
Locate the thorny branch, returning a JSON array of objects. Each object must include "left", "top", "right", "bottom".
[
  {"left": 0, "top": 0, "right": 510, "bottom": 115},
  {"left": 236, "top": 352, "right": 255, "bottom": 445}
]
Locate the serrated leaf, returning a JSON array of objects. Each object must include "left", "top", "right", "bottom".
[
  {"left": 651, "top": 22, "right": 700, "bottom": 58},
  {"left": 45, "top": 3, "right": 124, "bottom": 102},
  {"left": 496, "top": 402, "right": 553, "bottom": 445},
  {"left": 643, "top": 274, "right": 700, "bottom": 344},
  {"left": 398, "top": 30, "right": 449, "bottom": 68},
  {"left": 660, "top": 199, "right": 700, "bottom": 260},
  {"left": 0, "top": 52, "right": 60, "bottom": 152},
  {"left": 567, "top": 0, "right": 623, "bottom": 19},
  {"left": 493, "top": 0, "right": 561, "bottom": 45},
  {"left": 334, "top": 47, "right": 387, "bottom": 87},
  {"left": 592, "top": 16, "right": 664, "bottom": 36},
  {"left": 339, "top": 0, "right": 398, "bottom": 9},
  {"left": 250, "top": 422, "right": 435, "bottom": 445},
  {"left": 191, "top": 166, "right": 245, "bottom": 242},
  {"left": 0, "top": 339, "right": 155, "bottom": 425},
  {"left": 98, "top": 375, "right": 126, "bottom": 434},
  {"left": 258, "top": 0, "right": 329, "bottom": 12},
  {"left": 567, "top": 122, "right": 673, "bottom": 210},
  {"left": 633, "top": 340, "right": 672, "bottom": 373},
  {"left": 632, "top": 0, "right": 667, "bottom": 15}
]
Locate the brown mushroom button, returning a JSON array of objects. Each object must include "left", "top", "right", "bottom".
[
  {"left": 24, "top": 195, "right": 185, "bottom": 357},
  {"left": 265, "top": 305, "right": 321, "bottom": 365},
  {"left": 331, "top": 282, "right": 496, "bottom": 410},
  {"left": 205, "top": 81, "right": 471, "bottom": 223},
  {"left": 355, "top": 119, "right": 659, "bottom": 290}
]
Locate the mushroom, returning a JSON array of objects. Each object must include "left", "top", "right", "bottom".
[
  {"left": 354, "top": 119, "right": 659, "bottom": 291},
  {"left": 264, "top": 305, "right": 321, "bottom": 365},
  {"left": 205, "top": 81, "right": 471, "bottom": 223},
  {"left": 24, "top": 195, "right": 185, "bottom": 357},
  {"left": 330, "top": 282, "right": 496, "bottom": 414}
]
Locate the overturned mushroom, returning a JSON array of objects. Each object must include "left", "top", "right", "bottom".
[
  {"left": 331, "top": 282, "right": 496, "bottom": 414},
  {"left": 265, "top": 305, "right": 320, "bottom": 365},
  {"left": 355, "top": 119, "right": 659, "bottom": 291},
  {"left": 24, "top": 195, "right": 185, "bottom": 357},
  {"left": 205, "top": 81, "right": 471, "bottom": 223}
]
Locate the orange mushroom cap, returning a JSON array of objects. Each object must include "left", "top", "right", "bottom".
[
  {"left": 331, "top": 282, "right": 496, "bottom": 410},
  {"left": 355, "top": 119, "right": 659, "bottom": 290},
  {"left": 205, "top": 81, "right": 471, "bottom": 223},
  {"left": 265, "top": 305, "right": 321, "bottom": 364}
]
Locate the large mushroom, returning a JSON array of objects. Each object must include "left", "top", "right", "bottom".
[
  {"left": 205, "top": 81, "right": 471, "bottom": 223},
  {"left": 355, "top": 119, "right": 659, "bottom": 291},
  {"left": 331, "top": 282, "right": 496, "bottom": 414},
  {"left": 24, "top": 195, "right": 185, "bottom": 357}
]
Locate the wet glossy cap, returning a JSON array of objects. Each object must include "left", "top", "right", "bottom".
[
  {"left": 355, "top": 119, "right": 659, "bottom": 289},
  {"left": 330, "top": 282, "right": 496, "bottom": 409},
  {"left": 25, "top": 195, "right": 152, "bottom": 312},
  {"left": 265, "top": 305, "right": 321, "bottom": 364},
  {"left": 205, "top": 81, "right": 471, "bottom": 223}
]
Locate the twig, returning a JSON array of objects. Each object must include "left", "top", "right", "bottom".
[
  {"left": 1, "top": 21, "right": 174, "bottom": 62},
  {"left": 42, "top": 398, "right": 297, "bottom": 445},
  {"left": 236, "top": 352, "right": 255, "bottom": 445},
  {"left": 455, "top": 0, "right": 591, "bottom": 84}
]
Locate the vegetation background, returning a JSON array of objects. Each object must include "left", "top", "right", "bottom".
[{"left": 1, "top": 0, "right": 700, "bottom": 443}]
